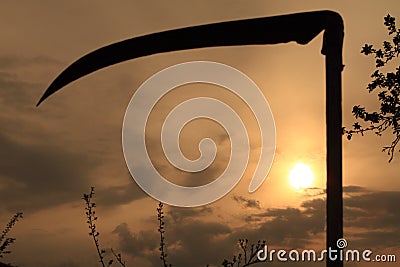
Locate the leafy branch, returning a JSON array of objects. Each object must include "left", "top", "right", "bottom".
[
  {"left": 157, "top": 202, "right": 172, "bottom": 267},
  {"left": 344, "top": 14, "right": 400, "bottom": 162},
  {"left": 83, "top": 187, "right": 125, "bottom": 267},
  {"left": 82, "top": 189, "right": 173, "bottom": 267},
  {"left": 83, "top": 190, "right": 267, "bottom": 267},
  {"left": 111, "top": 248, "right": 126, "bottom": 267},
  {"left": 222, "top": 239, "right": 265, "bottom": 267},
  {"left": 0, "top": 212, "right": 23, "bottom": 259}
]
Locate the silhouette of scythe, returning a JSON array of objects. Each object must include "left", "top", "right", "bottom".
[{"left": 37, "top": 10, "right": 344, "bottom": 267}]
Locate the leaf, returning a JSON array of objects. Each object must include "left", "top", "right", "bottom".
[
  {"left": 361, "top": 44, "right": 374, "bottom": 55},
  {"left": 353, "top": 122, "right": 362, "bottom": 130}
]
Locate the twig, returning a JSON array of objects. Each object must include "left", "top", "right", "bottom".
[
  {"left": 222, "top": 239, "right": 265, "bottom": 267},
  {"left": 82, "top": 187, "right": 128, "bottom": 267},
  {"left": 344, "top": 14, "right": 400, "bottom": 162},
  {"left": 0, "top": 212, "right": 23, "bottom": 258},
  {"left": 157, "top": 202, "right": 172, "bottom": 267},
  {"left": 110, "top": 248, "right": 126, "bottom": 267},
  {"left": 83, "top": 187, "right": 107, "bottom": 267}
]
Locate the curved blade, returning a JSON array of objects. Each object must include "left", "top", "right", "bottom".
[{"left": 36, "top": 10, "right": 341, "bottom": 106}]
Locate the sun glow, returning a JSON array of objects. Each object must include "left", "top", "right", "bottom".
[{"left": 289, "top": 163, "right": 314, "bottom": 189}]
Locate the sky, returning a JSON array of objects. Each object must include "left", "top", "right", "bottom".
[{"left": 0, "top": 1, "right": 399, "bottom": 266}]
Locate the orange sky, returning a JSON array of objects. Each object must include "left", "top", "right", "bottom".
[{"left": 0, "top": 1, "right": 399, "bottom": 266}]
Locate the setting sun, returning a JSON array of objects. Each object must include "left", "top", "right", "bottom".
[{"left": 289, "top": 163, "right": 314, "bottom": 189}]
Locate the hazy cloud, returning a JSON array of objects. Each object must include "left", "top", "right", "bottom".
[
  {"left": 344, "top": 189, "right": 400, "bottom": 248},
  {"left": 111, "top": 186, "right": 400, "bottom": 266},
  {"left": 0, "top": 132, "right": 96, "bottom": 212},
  {"left": 0, "top": 55, "right": 63, "bottom": 69},
  {"left": 96, "top": 183, "right": 147, "bottom": 207},
  {"left": 232, "top": 195, "right": 262, "bottom": 209},
  {"left": 0, "top": 71, "right": 40, "bottom": 106},
  {"left": 112, "top": 223, "right": 158, "bottom": 256},
  {"left": 167, "top": 206, "right": 213, "bottom": 223}
]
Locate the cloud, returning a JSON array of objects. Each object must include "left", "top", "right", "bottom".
[
  {"left": 344, "top": 189, "right": 400, "bottom": 248},
  {"left": 167, "top": 206, "right": 213, "bottom": 223},
  {"left": 232, "top": 195, "right": 262, "bottom": 209},
  {"left": 0, "top": 55, "right": 63, "bottom": 69},
  {"left": 343, "top": 185, "right": 368, "bottom": 193},
  {"left": 110, "top": 186, "right": 400, "bottom": 267},
  {"left": 0, "top": 71, "right": 40, "bottom": 107},
  {"left": 238, "top": 198, "right": 325, "bottom": 248},
  {"left": 0, "top": 66, "right": 103, "bottom": 213},
  {"left": 95, "top": 183, "right": 147, "bottom": 208},
  {"left": 112, "top": 197, "right": 325, "bottom": 266},
  {"left": 112, "top": 223, "right": 158, "bottom": 256},
  {"left": 160, "top": 219, "right": 232, "bottom": 267},
  {"left": 0, "top": 58, "right": 147, "bottom": 213},
  {"left": 0, "top": 132, "right": 97, "bottom": 212}
]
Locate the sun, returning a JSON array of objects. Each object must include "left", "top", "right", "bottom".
[{"left": 289, "top": 163, "right": 314, "bottom": 189}]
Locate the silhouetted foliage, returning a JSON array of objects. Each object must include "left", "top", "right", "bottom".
[
  {"left": 222, "top": 239, "right": 265, "bottom": 267},
  {"left": 0, "top": 212, "right": 23, "bottom": 259},
  {"left": 111, "top": 248, "right": 126, "bottom": 267},
  {"left": 344, "top": 14, "right": 400, "bottom": 162},
  {"left": 157, "top": 202, "right": 172, "bottom": 267},
  {"left": 83, "top": 189, "right": 269, "bottom": 267},
  {"left": 82, "top": 187, "right": 173, "bottom": 267},
  {"left": 0, "top": 212, "right": 22, "bottom": 267},
  {"left": 83, "top": 187, "right": 126, "bottom": 267}
]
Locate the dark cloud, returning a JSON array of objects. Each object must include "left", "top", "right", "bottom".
[
  {"left": 232, "top": 195, "right": 262, "bottom": 209},
  {"left": 344, "top": 190, "right": 400, "bottom": 248},
  {"left": 0, "top": 132, "right": 96, "bottom": 212},
  {"left": 112, "top": 223, "right": 158, "bottom": 256},
  {"left": 111, "top": 186, "right": 400, "bottom": 266},
  {"left": 112, "top": 198, "right": 325, "bottom": 266},
  {"left": 343, "top": 185, "right": 368, "bottom": 193},
  {"left": 0, "top": 55, "right": 63, "bottom": 69},
  {"left": 0, "top": 71, "right": 40, "bottom": 106},
  {"left": 167, "top": 205, "right": 213, "bottom": 223},
  {"left": 0, "top": 59, "right": 146, "bottom": 213},
  {"left": 163, "top": 219, "right": 232, "bottom": 267},
  {"left": 302, "top": 187, "right": 326, "bottom": 197},
  {"left": 0, "top": 65, "right": 103, "bottom": 213},
  {"left": 299, "top": 185, "right": 368, "bottom": 198},
  {"left": 239, "top": 198, "right": 325, "bottom": 248},
  {"left": 95, "top": 182, "right": 147, "bottom": 208}
]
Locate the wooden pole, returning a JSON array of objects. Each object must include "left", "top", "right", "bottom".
[{"left": 322, "top": 12, "right": 344, "bottom": 267}]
